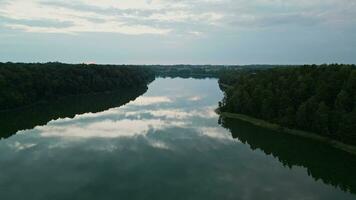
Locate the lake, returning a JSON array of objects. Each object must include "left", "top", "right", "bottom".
[{"left": 0, "top": 77, "right": 356, "bottom": 200}]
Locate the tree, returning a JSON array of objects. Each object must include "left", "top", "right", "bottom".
[
  {"left": 0, "top": 63, "right": 155, "bottom": 110},
  {"left": 335, "top": 90, "right": 352, "bottom": 112},
  {"left": 218, "top": 64, "right": 356, "bottom": 144},
  {"left": 314, "top": 102, "right": 330, "bottom": 135}
]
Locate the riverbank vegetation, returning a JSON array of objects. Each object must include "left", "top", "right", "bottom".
[
  {"left": 0, "top": 62, "right": 154, "bottom": 111},
  {"left": 218, "top": 64, "right": 356, "bottom": 145}
]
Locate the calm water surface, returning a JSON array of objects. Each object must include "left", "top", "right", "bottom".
[{"left": 0, "top": 78, "right": 356, "bottom": 200}]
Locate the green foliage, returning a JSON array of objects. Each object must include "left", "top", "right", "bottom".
[
  {"left": 219, "top": 64, "right": 356, "bottom": 144},
  {"left": 0, "top": 62, "right": 155, "bottom": 110}
]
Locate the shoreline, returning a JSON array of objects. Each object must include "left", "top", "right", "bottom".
[
  {"left": 218, "top": 110, "right": 356, "bottom": 155},
  {"left": 218, "top": 83, "right": 233, "bottom": 90},
  {"left": 0, "top": 85, "right": 149, "bottom": 113}
]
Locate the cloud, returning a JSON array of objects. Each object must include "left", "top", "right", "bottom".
[
  {"left": 197, "top": 127, "right": 233, "bottom": 140},
  {"left": 0, "top": 0, "right": 171, "bottom": 34},
  {"left": 188, "top": 95, "right": 203, "bottom": 101},
  {"left": 0, "top": 0, "right": 355, "bottom": 35},
  {"left": 0, "top": 0, "right": 224, "bottom": 35},
  {"left": 5, "top": 23, "right": 170, "bottom": 35},
  {"left": 129, "top": 96, "right": 172, "bottom": 106},
  {"left": 124, "top": 108, "right": 217, "bottom": 120},
  {"left": 37, "top": 119, "right": 168, "bottom": 138},
  {"left": 9, "top": 141, "right": 37, "bottom": 151}
]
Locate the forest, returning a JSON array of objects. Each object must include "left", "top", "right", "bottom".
[
  {"left": 219, "top": 64, "right": 356, "bottom": 145},
  {"left": 150, "top": 64, "right": 279, "bottom": 78},
  {"left": 0, "top": 62, "right": 155, "bottom": 111}
]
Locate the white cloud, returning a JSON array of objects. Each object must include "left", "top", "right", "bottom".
[
  {"left": 147, "top": 139, "right": 171, "bottom": 150},
  {"left": 5, "top": 23, "right": 170, "bottom": 35},
  {"left": 0, "top": 0, "right": 217, "bottom": 35},
  {"left": 123, "top": 107, "right": 217, "bottom": 120},
  {"left": 37, "top": 119, "right": 166, "bottom": 138},
  {"left": 0, "top": 0, "right": 171, "bottom": 34},
  {"left": 77, "top": 0, "right": 187, "bottom": 10},
  {"left": 197, "top": 127, "right": 234, "bottom": 140},
  {"left": 36, "top": 117, "right": 189, "bottom": 139},
  {"left": 9, "top": 141, "right": 37, "bottom": 151},
  {"left": 129, "top": 96, "right": 172, "bottom": 106},
  {"left": 188, "top": 95, "right": 203, "bottom": 101},
  {"left": 0, "top": 0, "right": 354, "bottom": 38}
]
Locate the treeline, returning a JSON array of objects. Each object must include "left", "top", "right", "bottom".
[
  {"left": 219, "top": 64, "right": 356, "bottom": 144},
  {"left": 150, "top": 64, "right": 280, "bottom": 78},
  {"left": 151, "top": 65, "right": 230, "bottom": 78},
  {"left": 0, "top": 62, "right": 155, "bottom": 111}
]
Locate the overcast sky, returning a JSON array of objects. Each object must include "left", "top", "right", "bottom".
[{"left": 0, "top": 0, "right": 355, "bottom": 64}]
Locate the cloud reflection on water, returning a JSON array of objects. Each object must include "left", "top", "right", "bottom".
[
  {"left": 129, "top": 96, "right": 172, "bottom": 106},
  {"left": 28, "top": 80, "right": 229, "bottom": 142},
  {"left": 1, "top": 78, "right": 355, "bottom": 200},
  {"left": 34, "top": 106, "right": 230, "bottom": 141}
]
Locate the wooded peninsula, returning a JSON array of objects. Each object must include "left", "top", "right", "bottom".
[
  {"left": 219, "top": 64, "right": 356, "bottom": 145},
  {"left": 0, "top": 62, "right": 154, "bottom": 111}
]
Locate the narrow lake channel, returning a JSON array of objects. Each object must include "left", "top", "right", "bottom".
[{"left": 0, "top": 77, "right": 355, "bottom": 200}]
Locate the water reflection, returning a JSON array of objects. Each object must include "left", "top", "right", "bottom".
[
  {"left": 0, "top": 78, "right": 355, "bottom": 200},
  {"left": 0, "top": 86, "right": 148, "bottom": 139},
  {"left": 220, "top": 116, "right": 356, "bottom": 194}
]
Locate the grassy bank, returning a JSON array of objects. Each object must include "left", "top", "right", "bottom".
[{"left": 218, "top": 110, "right": 356, "bottom": 155}]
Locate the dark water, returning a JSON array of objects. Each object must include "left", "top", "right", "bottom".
[{"left": 0, "top": 78, "right": 355, "bottom": 200}]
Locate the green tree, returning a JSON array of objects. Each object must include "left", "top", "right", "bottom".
[
  {"left": 335, "top": 90, "right": 352, "bottom": 112},
  {"left": 314, "top": 102, "right": 330, "bottom": 134}
]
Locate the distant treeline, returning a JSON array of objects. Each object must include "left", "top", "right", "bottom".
[
  {"left": 150, "top": 65, "right": 230, "bottom": 78},
  {"left": 148, "top": 64, "right": 278, "bottom": 78},
  {"left": 0, "top": 62, "right": 155, "bottom": 111},
  {"left": 219, "top": 64, "right": 356, "bottom": 144}
]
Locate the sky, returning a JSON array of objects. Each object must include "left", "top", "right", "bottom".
[{"left": 0, "top": 0, "right": 355, "bottom": 65}]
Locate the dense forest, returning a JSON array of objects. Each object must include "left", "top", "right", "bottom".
[
  {"left": 219, "top": 64, "right": 356, "bottom": 145},
  {"left": 150, "top": 64, "right": 281, "bottom": 78},
  {"left": 0, "top": 62, "right": 155, "bottom": 111},
  {"left": 150, "top": 65, "right": 233, "bottom": 78}
]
